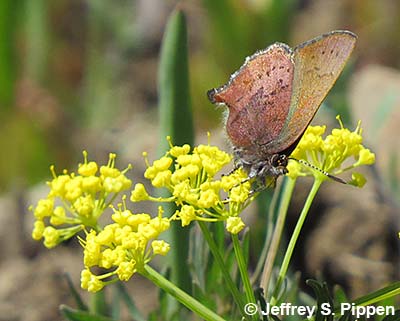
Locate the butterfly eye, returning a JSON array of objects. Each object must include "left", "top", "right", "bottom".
[{"left": 271, "top": 154, "right": 288, "bottom": 168}]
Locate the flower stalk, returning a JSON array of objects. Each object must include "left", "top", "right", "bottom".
[
  {"left": 260, "top": 177, "right": 296, "bottom": 295},
  {"left": 270, "top": 178, "right": 322, "bottom": 305},
  {"left": 142, "top": 264, "right": 226, "bottom": 321}
]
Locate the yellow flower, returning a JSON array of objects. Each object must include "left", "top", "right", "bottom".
[
  {"left": 175, "top": 205, "right": 197, "bottom": 227},
  {"left": 152, "top": 240, "right": 170, "bottom": 256},
  {"left": 64, "top": 176, "right": 83, "bottom": 202},
  {"left": 78, "top": 151, "right": 98, "bottom": 176},
  {"left": 130, "top": 183, "right": 149, "bottom": 202},
  {"left": 50, "top": 206, "right": 66, "bottom": 225},
  {"left": 116, "top": 261, "right": 136, "bottom": 281},
  {"left": 153, "top": 157, "right": 173, "bottom": 171},
  {"left": 31, "top": 151, "right": 132, "bottom": 249},
  {"left": 83, "top": 230, "right": 101, "bottom": 267},
  {"left": 79, "top": 205, "right": 171, "bottom": 289},
  {"left": 32, "top": 220, "right": 45, "bottom": 240},
  {"left": 289, "top": 116, "right": 375, "bottom": 185},
  {"left": 33, "top": 198, "right": 54, "bottom": 219},
  {"left": 81, "top": 176, "right": 102, "bottom": 193},
  {"left": 136, "top": 136, "right": 252, "bottom": 234},
  {"left": 43, "top": 226, "right": 60, "bottom": 248},
  {"left": 355, "top": 148, "right": 375, "bottom": 166},
  {"left": 198, "top": 189, "right": 219, "bottom": 208},
  {"left": 81, "top": 269, "right": 104, "bottom": 292},
  {"left": 226, "top": 217, "right": 245, "bottom": 234},
  {"left": 169, "top": 144, "right": 190, "bottom": 157},
  {"left": 73, "top": 195, "right": 95, "bottom": 217}
]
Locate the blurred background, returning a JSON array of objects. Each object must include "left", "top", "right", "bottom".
[{"left": 0, "top": 0, "right": 399, "bottom": 320}]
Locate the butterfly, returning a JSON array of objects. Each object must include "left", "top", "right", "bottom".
[{"left": 208, "top": 30, "right": 357, "bottom": 188}]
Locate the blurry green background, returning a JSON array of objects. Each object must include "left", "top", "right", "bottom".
[
  {"left": 1, "top": 0, "right": 399, "bottom": 192},
  {"left": 0, "top": 1, "right": 399, "bottom": 320}
]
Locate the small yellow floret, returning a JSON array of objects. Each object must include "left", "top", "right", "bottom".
[
  {"left": 78, "top": 161, "right": 98, "bottom": 176},
  {"left": 73, "top": 195, "right": 95, "bottom": 217},
  {"left": 50, "top": 206, "right": 67, "bottom": 225},
  {"left": 169, "top": 144, "right": 191, "bottom": 157},
  {"left": 130, "top": 183, "right": 149, "bottom": 202},
  {"left": 176, "top": 205, "right": 197, "bottom": 227},
  {"left": 152, "top": 240, "right": 170, "bottom": 256},
  {"left": 32, "top": 220, "right": 45, "bottom": 240},
  {"left": 34, "top": 198, "right": 54, "bottom": 219},
  {"left": 225, "top": 216, "right": 245, "bottom": 234},
  {"left": 81, "top": 269, "right": 104, "bottom": 292},
  {"left": 116, "top": 261, "right": 136, "bottom": 281},
  {"left": 43, "top": 226, "right": 60, "bottom": 248}
]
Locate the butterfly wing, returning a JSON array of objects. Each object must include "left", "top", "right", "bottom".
[
  {"left": 208, "top": 44, "right": 294, "bottom": 156},
  {"left": 265, "top": 30, "right": 357, "bottom": 154}
]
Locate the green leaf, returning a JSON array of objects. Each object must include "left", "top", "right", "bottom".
[
  {"left": 157, "top": 7, "right": 194, "bottom": 303},
  {"left": 306, "top": 279, "right": 334, "bottom": 321},
  {"left": 158, "top": 8, "right": 194, "bottom": 149},
  {"left": 382, "top": 309, "right": 400, "bottom": 321},
  {"left": 333, "top": 285, "right": 348, "bottom": 306},
  {"left": 0, "top": 0, "right": 19, "bottom": 107},
  {"left": 114, "top": 282, "right": 146, "bottom": 321},
  {"left": 335, "top": 282, "right": 400, "bottom": 313},
  {"left": 63, "top": 273, "right": 88, "bottom": 311},
  {"left": 60, "top": 305, "right": 115, "bottom": 321}
]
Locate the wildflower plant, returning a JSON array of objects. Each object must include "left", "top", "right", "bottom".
[
  {"left": 29, "top": 10, "right": 400, "bottom": 321},
  {"left": 131, "top": 136, "right": 252, "bottom": 235},
  {"left": 286, "top": 115, "right": 375, "bottom": 186},
  {"left": 29, "top": 117, "right": 398, "bottom": 321},
  {"left": 31, "top": 152, "right": 132, "bottom": 249}
]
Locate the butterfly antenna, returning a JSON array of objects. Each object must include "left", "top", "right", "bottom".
[{"left": 289, "top": 157, "right": 347, "bottom": 184}]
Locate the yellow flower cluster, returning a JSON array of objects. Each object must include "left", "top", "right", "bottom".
[
  {"left": 130, "top": 136, "right": 252, "bottom": 234},
  {"left": 30, "top": 151, "right": 132, "bottom": 248},
  {"left": 287, "top": 117, "right": 375, "bottom": 186},
  {"left": 80, "top": 206, "right": 170, "bottom": 292}
]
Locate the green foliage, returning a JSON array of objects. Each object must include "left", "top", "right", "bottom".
[
  {"left": 60, "top": 305, "right": 115, "bottom": 321},
  {"left": 18, "top": 0, "right": 400, "bottom": 321},
  {"left": 0, "top": 0, "right": 19, "bottom": 107},
  {"left": 157, "top": 7, "right": 194, "bottom": 309}
]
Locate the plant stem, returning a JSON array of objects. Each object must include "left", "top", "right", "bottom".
[
  {"left": 231, "top": 234, "right": 258, "bottom": 321},
  {"left": 142, "top": 265, "right": 226, "bottom": 321},
  {"left": 251, "top": 181, "right": 281, "bottom": 284},
  {"left": 260, "top": 178, "right": 296, "bottom": 295},
  {"left": 198, "top": 221, "right": 246, "bottom": 316},
  {"left": 270, "top": 178, "right": 322, "bottom": 305},
  {"left": 89, "top": 290, "right": 108, "bottom": 316}
]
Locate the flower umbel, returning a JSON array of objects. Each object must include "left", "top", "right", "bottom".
[
  {"left": 79, "top": 205, "right": 170, "bottom": 291},
  {"left": 287, "top": 116, "right": 375, "bottom": 186},
  {"left": 130, "top": 135, "right": 252, "bottom": 234},
  {"left": 30, "top": 151, "right": 132, "bottom": 248}
]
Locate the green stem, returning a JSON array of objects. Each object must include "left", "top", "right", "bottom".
[
  {"left": 231, "top": 234, "right": 258, "bottom": 321},
  {"left": 251, "top": 181, "right": 282, "bottom": 284},
  {"left": 89, "top": 290, "right": 108, "bottom": 316},
  {"left": 260, "top": 178, "right": 296, "bottom": 295},
  {"left": 270, "top": 178, "right": 323, "bottom": 305},
  {"left": 142, "top": 265, "right": 226, "bottom": 321},
  {"left": 198, "top": 221, "right": 246, "bottom": 316}
]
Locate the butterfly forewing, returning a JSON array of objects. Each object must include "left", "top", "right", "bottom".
[
  {"left": 267, "top": 30, "right": 357, "bottom": 154},
  {"left": 208, "top": 44, "right": 294, "bottom": 155}
]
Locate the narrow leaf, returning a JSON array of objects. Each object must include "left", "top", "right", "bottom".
[
  {"left": 60, "top": 305, "right": 115, "bottom": 321},
  {"left": 157, "top": 6, "right": 194, "bottom": 300},
  {"left": 63, "top": 273, "right": 88, "bottom": 311},
  {"left": 114, "top": 282, "right": 146, "bottom": 321}
]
